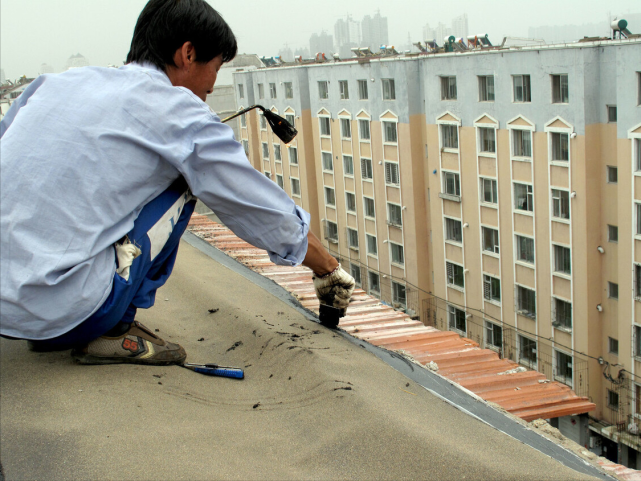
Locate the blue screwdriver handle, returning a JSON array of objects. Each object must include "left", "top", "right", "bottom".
[{"left": 193, "top": 366, "right": 244, "bottom": 379}]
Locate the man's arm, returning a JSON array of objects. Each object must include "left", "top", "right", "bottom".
[
  {"left": 302, "top": 231, "right": 338, "bottom": 275},
  {"left": 0, "top": 76, "right": 46, "bottom": 138}
]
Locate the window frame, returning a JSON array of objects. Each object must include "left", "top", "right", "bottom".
[
  {"left": 444, "top": 217, "right": 462, "bottom": 243},
  {"left": 321, "top": 151, "right": 333, "bottom": 172},
  {"left": 608, "top": 224, "right": 618, "bottom": 243},
  {"left": 553, "top": 297, "right": 572, "bottom": 330},
  {"left": 368, "top": 271, "right": 380, "bottom": 294},
  {"left": 607, "top": 165, "right": 618, "bottom": 184},
  {"left": 608, "top": 281, "right": 619, "bottom": 300},
  {"left": 483, "top": 274, "right": 501, "bottom": 303},
  {"left": 382, "top": 78, "right": 396, "bottom": 100},
  {"left": 551, "top": 189, "right": 570, "bottom": 220},
  {"left": 318, "top": 81, "right": 329, "bottom": 100},
  {"left": 516, "top": 235, "right": 535, "bottom": 264},
  {"left": 358, "top": 119, "right": 371, "bottom": 141},
  {"left": 485, "top": 320, "right": 503, "bottom": 350},
  {"left": 441, "top": 124, "right": 459, "bottom": 150},
  {"left": 440, "top": 76, "right": 458, "bottom": 101},
  {"left": 512, "top": 129, "right": 533, "bottom": 159},
  {"left": 550, "top": 132, "right": 569, "bottom": 162},
  {"left": 276, "top": 174, "right": 284, "bottom": 189},
  {"left": 479, "top": 177, "right": 498, "bottom": 205},
  {"left": 382, "top": 120, "right": 398, "bottom": 144},
  {"left": 384, "top": 161, "right": 400, "bottom": 186},
  {"left": 363, "top": 196, "right": 375, "bottom": 218},
  {"left": 340, "top": 117, "right": 351, "bottom": 139},
  {"left": 478, "top": 75, "right": 495, "bottom": 102},
  {"left": 262, "top": 142, "right": 269, "bottom": 159},
  {"left": 339, "top": 80, "right": 349, "bottom": 100},
  {"left": 478, "top": 127, "right": 496, "bottom": 154},
  {"left": 366, "top": 234, "right": 378, "bottom": 257},
  {"left": 257, "top": 83, "right": 264, "bottom": 99},
  {"left": 387, "top": 202, "right": 403, "bottom": 228},
  {"left": 390, "top": 242, "right": 404, "bottom": 266},
  {"left": 269, "top": 82, "right": 277, "bottom": 99},
  {"left": 482, "top": 226, "right": 500, "bottom": 255},
  {"left": 347, "top": 227, "right": 359, "bottom": 250},
  {"left": 446, "top": 261, "right": 465, "bottom": 289},
  {"left": 350, "top": 263, "right": 362, "bottom": 287},
  {"left": 554, "top": 349, "right": 573, "bottom": 386},
  {"left": 608, "top": 337, "right": 619, "bottom": 355},
  {"left": 343, "top": 155, "right": 354, "bottom": 176},
  {"left": 607, "top": 105, "right": 617, "bottom": 123},
  {"left": 273, "top": 143, "right": 281, "bottom": 162},
  {"left": 345, "top": 191, "right": 357, "bottom": 213},
  {"left": 290, "top": 177, "right": 301, "bottom": 197},
  {"left": 392, "top": 281, "right": 406, "bottom": 307},
  {"left": 361, "top": 158, "right": 373, "bottom": 181},
  {"left": 442, "top": 171, "right": 461, "bottom": 197},
  {"left": 514, "top": 182, "right": 534, "bottom": 213},
  {"left": 551, "top": 74, "right": 569, "bottom": 104},
  {"left": 325, "top": 220, "right": 338, "bottom": 243},
  {"left": 319, "top": 116, "right": 331, "bottom": 137},
  {"left": 448, "top": 305, "right": 467, "bottom": 335},
  {"left": 324, "top": 186, "right": 336, "bottom": 207},
  {"left": 513, "top": 74, "right": 531, "bottom": 103},
  {"left": 553, "top": 244, "right": 572, "bottom": 276},
  {"left": 284, "top": 82, "right": 293, "bottom": 99},
  {"left": 358, "top": 79, "right": 369, "bottom": 100},
  {"left": 288, "top": 146, "right": 298, "bottom": 165},
  {"left": 518, "top": 334, "right": 537, "bottom": 367}
]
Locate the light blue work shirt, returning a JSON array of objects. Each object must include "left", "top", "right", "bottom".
[{"left": 0, "top": 63, "right": 310, "bottom": 340}]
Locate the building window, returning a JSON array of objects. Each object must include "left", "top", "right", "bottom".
[
  {"left": 363, "top": 196, "right": 375, "bottom": 217},
  {"left": 635, "top": 325, "right": 641, "bottom": 357},
  {"left": 264, "top": 171, "right": 271, "bottom": 179},
  {"left": 554, "top": 245, "right": 571, "bottom": 275},
  {"left": 446, "top": 262, "right": 464, "bottom": 288},
  {"left": 240, "top": 113, "right": 247, "bottom": 127},
  {"left": 441, "top": 124, "right": 458, "bottom": 149},
  {"left": 551, "top": 74, "right": 569, "bottom": 103},
  {"left": 519, "top": 335, "right": 537, "bottom": 366},
  {"left": 555, "top": 350, "right": 572, "bottom": 385},
  {"left": 339, "top": 80, "right": 349, "bottom": 100},
  {"left": 516, "top": 235, "right": 535, "bottom": 264},
  {"left": 448, "top": 305, "right": 466, "bottom": 333},
  {"left": 387, "top": 203, "right": 402, "bottom": 227},
  {"left": 262, "top": 142, "right": 269, "bottom": 159},
  {"left": 480, "top": 178, "right": 498, "bottom": 204},
  {"left": 237, "top": 84, "right": 244, "bottom": 99},
  {"left": 343, "top": 155, "right": 354, "bottom": 176},
  {"left": 608, "top": 390, "right": 619, "bottom": 410},
  {"left": 608, "top": 282, "right": 619, "bottom": 300},
  {"left": 346, "top": 192, "right": 356, "bottom": 212},
  {"left": 390, "top": 242, "right": 404, "bottom": 265},
  {"left": 242, "top": 140, "right": 249, "bottom": 156},
  {"left": 366, "top": 234, "right": 378, "bottom": 256},
  {"left": 284, "top": 82, "right": 293, "bottom": 99},
  {"left": 382, "top": 79, "right": 396, "bottom": 100},
  {"left": 551, "top": 132, "right": 569, "bottom": 161},
  {"left": 288, "top": 146, "right": 298, "bottom": 165},
  {"left": 392, "top": 282, "right": 406, "bottom": 307},
  {"left": 478, "top": 75, "right": 495, "bottom": 102},
  {"left": 383, "top": 121, "right": 397, "bottom": 143},
  {"left": 351, "top": 264, "right": 362, "bottom": 286},
  {"left": 553, "top": 298, "right": 572, "bottom": 330},
  {"left": 276, "top": 174, "right": 284, "bottom": 189},
  {"left": 369, "top": 271, "right": 380, "bottom": 294},
  {"left": 384, "top": 162, "right": 400, "bottom": 185},
  {"left": 322, "top": 152, "right": 333, "bottom": 171},
  {"left": 517, "top": 286, "right": 536, "bottom": 318},
  {"left": 260, "top": 113, "right": 267, "bottom": 130},
  {"left": 635, "top": 139, "right": 641, "bottom": 172},
  {"left": 637, "top": 203, "right": 641, "bottom": 235},
  {"left": 285, "top": 114, "right": 295, "bottom": 127},
  {"left": 483, "top": 275, "right": 501, "bottom": 303},
  {"left": 340, "top": 118, "right": 351, "bottom": 139},
  {"left": 258, "top": 83, "right": 264, "bottom": 99},
  {"left": 324, "top": 187, "right": 336, "bottom": 207},
  {"left": 552, "top": 189, "right": 570, "bottom": 220},
  {"left": 514, "top": 183, "right": 533, "bottom": 212},
  {"left": 325, "top": 221, "right": 338, "bottom": 243},
  {"left": 513, "top": 75, "right": 531, "bottom": 102},
  {"left": 609, "top": 337, "right": 619, "bottom": 355},
  {"left": 445, "top": 217, "right": 462, "bottom": 243},
  {"left": 359, "top": 119, "right": 370, "bottom": 140},
  {"left": 485, "top": 321, "right": 503, "bottom": 349},
  {"left": 442, "top": 172, "right": 461, "bottom": 197},
  {"left": 440, "top": 76, "right": 457, "bottom": 100},
  {"left": 482, "top": 227, "right": 500, "bottom": 254},
  {"left": 607, "top": 166, "right": 618, "bottom": 184},
  {"left": 290, "top": 178, "right": 301, "bottom": 196},
  {"left": 319, "top": 117, "right": 331, "bottom": 136},
  {"left": 608, "top": 225, "right": 618, "bottom": 243},
  {"left": 479, "top": 127, "right": 496, "bottom": 153},
  {"left": 607, "top": 105, "right": 617, "bottom": 123},
  {"left": 347, "top": 228, "right": 359, "bottom": 249},
  {"left": 361, "top": 158, "right": 373, "bottom": 180},
  {"left": 512, "top": 130, "right": 532, "bottom": 158},
  {"left": 269, "top": 83, "right": 277, "bottom": 99},
  {"left": 635, "top": 264, "right": 641, "bottom": 300},
  {"left": 318, "top": 81, "right": 329, "bottom": 99},
  {"left": 274, "top": 144, "right": 281, "bottom": 161},
  {"left": 358, "top": 79, "right": 369, "bottom": 100}
]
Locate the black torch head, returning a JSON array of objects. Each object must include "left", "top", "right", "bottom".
[{"left": 262, "top": 109, "right": 298, "bottom": 144}]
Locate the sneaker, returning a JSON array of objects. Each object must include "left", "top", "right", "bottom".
[{"left": 71, "top": 321, "right": 186, "bottom": 366}]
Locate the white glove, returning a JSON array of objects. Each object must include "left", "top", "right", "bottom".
[{"left": 312, "top": 264, "right": 355, "bottom": 310}]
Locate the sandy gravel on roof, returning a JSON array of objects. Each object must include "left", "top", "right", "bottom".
[{"left": 0, "top": 240, "right": 602, "bottom": 481}]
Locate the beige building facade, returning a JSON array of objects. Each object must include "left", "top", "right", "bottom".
[{"left": 234, "top": 39, "right": 641, "bottom": 463}]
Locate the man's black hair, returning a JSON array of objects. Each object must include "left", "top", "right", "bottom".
[{"left": 126, "top": 0, "right": 237, "bottom": 70}]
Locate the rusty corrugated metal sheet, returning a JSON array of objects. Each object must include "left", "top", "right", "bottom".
[{"left": 187, "top": 214, "right": 596, "bottom": 422}]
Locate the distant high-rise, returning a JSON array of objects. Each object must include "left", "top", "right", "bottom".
[
  {"left": 64, "top": 53, "right": 89, "bottom": 71},
  {"left": 294, "top": 47, "right": 310, "bottom": 59},
  {"left": 334, "top": 15, "right": 360, "bottom": 58},
  {"left": 309, "top": 30, "right": 334, "bottom": 56},
  {"left": 451, "top": 13, "right": 468, "bottom": 39},
  {"left": 39, "top": 63, "right": 55, "bottom": 74},
  {"left": 278, "top": 46, "right": 294, "bottom": 63},
  {"left": 361, "top": 11, "right": 388, "bottom": 51}
]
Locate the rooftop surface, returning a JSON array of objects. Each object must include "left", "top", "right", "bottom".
[{"left": 0, "top": 220, "right": 611, "bottom": 480}]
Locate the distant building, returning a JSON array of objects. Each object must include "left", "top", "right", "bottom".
[
  {"left": 423, "top": 22, "right": 452, "bottom": 44},
  {"left": 451, "top": 13, "right": 468, "bottom": 39},
  {"left": 334, "top": 15, "right": 360, "bottom": 58},
  {"left": 0, "top": 77, "right": 35, "bottom": 120},
  {"left": 40, "top": 63, "right": 55, "bottom": 74},
  {"left": 309, "top": 31, "right": 334, "bottom": 56},
  {"left": 64, "top": 53, "right": 89, "bottom": 71},
  {"left": 361, "top": 11, "right": 388, "bottom": 51},
  {"left": 529, "top": 13, "right": 641, "bottom": 44},
  {"left": 278, "top": 46, "right": 294, "bottom": 63},
  {"left": 294, "top": 47, "right": 310, "bottom": 59}
]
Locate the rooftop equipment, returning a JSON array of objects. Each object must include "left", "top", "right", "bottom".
[
  {"left": 467, "top": 34, "right": 493, "bottom": 48},
  {"left": 611, "top": 18, "right": 633, "bottom": 39},
  {"left": 424, "top": 39, "right": 440, "bottom": 52},
  {"left": 379, "top": 45, "right": 399, "bottom": 56},
  {"left": 414, "top": 42, "right": 427, "bottom": 53}
]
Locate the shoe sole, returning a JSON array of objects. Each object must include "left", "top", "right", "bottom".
[{"left": 71, "top": 351, "right": 186, "bottom": 366}]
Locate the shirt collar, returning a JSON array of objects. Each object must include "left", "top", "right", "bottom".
[{"left": 124, "top": 62, "right": 172, "bottom": 85}]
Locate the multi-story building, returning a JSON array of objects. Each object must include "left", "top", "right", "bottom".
[
  {"left": 234, "top": 37, "right": 641, "bottom": 466},
  {"left": 361, "top": 11, "right": 389, "bottom": 51},
  {"left": 309, "top": 31, "right": 334, "bottom": 57},
  {"left": 334, "top": 16, "right": 361, "bottom": 59}
]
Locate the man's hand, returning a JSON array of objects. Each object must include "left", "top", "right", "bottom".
[{"left": 312, "top": 264, "right": 355, "bottom": 310}]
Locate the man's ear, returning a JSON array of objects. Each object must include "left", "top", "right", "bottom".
[{"left": 173, "top": 41, "right": 196, "bottom": 70}]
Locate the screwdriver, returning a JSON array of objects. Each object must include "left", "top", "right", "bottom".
[{"left": 181, "top": 362, "right": 244, "bottom": 379}]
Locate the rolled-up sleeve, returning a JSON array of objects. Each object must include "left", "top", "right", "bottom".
[{"left": 170, "top": 114, "right": 310, "bottom": 267}]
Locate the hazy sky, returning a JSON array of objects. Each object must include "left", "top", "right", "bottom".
[{"left": 1, "top": 0, "right": 639, "bottom": 79}]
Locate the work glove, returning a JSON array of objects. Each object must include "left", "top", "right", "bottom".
[{"left": 312, "top": 264, "right": 355, "bottom": 311}]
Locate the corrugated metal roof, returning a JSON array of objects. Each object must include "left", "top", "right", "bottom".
[{"left": 188, "top": 214, "right": 595, "bottom": 422}]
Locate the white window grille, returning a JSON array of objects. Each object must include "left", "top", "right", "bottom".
[
  {"left": 483, "top": 275, "right": 501, "bottom": 303},
  {"left": 361, "top": 158, "right": 373, "bottom": 180},
  {"left": 385, "top": 162, "right": 400, "bottom": 185}
]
